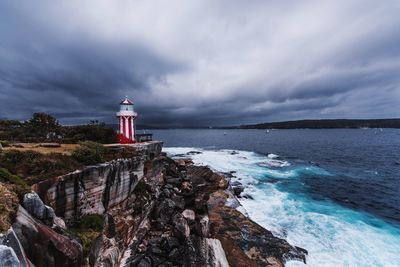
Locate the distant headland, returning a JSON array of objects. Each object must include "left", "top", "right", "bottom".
[{"left": 226, "top": 118, "right": 400, "bottom": 129}]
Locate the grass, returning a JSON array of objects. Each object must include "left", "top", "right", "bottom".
[
  {"left": 71, "top": 214, "right": 105, "bottom": 261},
  {"left": 3, "top": 143, "right": 78, "bottom": 155},
  {"left": 0, "top": 150, "right": 83, "bottom": 185}
]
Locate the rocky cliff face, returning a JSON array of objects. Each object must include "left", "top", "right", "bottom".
[
  {"left": 33, "top": 141, "right": 163, "bottom": 225},
  {"left": 0, "top": 142, "right": 307, "bottom": 267}
]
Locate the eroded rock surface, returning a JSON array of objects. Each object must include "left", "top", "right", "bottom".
[
  {"left": 12, "top": 206, "right": 83, "bottom": 267},
  {"left": 1, "top": 141, "right": 307, "bottom": 267}
]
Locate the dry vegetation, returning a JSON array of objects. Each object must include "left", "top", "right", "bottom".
[
  {"left": 0, "top": 184, "right": 19, "bottom": 232},
  {"left": 3, "top": 143, "right": 78, "bottom": 155}
]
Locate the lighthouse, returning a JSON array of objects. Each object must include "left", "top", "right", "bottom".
[{"left": 116, "top": 97, "right": 137, "bottom": 144}]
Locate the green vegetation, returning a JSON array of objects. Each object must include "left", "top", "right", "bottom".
[
  {"left": 0, "top": 113, "right": 116, "bottom": 143},
  {"left": 0, "top": 167, "right": 30, "bottom": 198},
  {"left": 0, "top": 150, "right": 83, "bottom": 185},
  {"left": 0, "top": 140, "right": 10, "bottom": 147},
  {"left": 77, "top": 214, "right": 104, "bottom": 231},
  {"left": 0, "top": 167, "right": 29, "bottom": 189},
  {"left": 72, "top": 141, "right": 109, "bottom": 165},
  {"left": 0, "top": 141, "right": 139, "bottom": 186},
  {"left": 72, "top": 214, "right": 105, "bottom": 261}
]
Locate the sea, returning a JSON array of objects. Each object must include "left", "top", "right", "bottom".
[{"left": 150, "top": 128, "right": 400, "bottom": 267}]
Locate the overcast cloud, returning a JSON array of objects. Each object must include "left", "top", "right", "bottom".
[{"left": 0, "top": 0, "right": 399, "bottom": 126}]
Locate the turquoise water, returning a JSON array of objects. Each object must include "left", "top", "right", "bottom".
[{"left": 165, "top": 147, "right": 400, "bottom": 267}]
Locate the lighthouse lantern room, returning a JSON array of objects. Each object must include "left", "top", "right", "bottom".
[{"left": 116, "top": 97, "right": 137, "bottom": 144}]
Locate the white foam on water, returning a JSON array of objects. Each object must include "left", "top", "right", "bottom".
[{"left": 165, "top": 147, "right": 400, "bottom": 267}]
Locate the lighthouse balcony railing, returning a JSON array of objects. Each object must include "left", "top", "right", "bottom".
[{"left": 116, "top": 111, "right": 137, "bottom": 117}]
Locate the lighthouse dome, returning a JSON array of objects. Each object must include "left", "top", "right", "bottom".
[
  {"left": 117, "top": 97, "right": 137, "bottom": 116},
  {"left": 120, "top": 97, "right": 133, "bottom": 105}
]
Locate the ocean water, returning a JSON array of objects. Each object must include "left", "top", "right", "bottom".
[{"left": 151, "top": 129, "right": 400, "bottom": 267}]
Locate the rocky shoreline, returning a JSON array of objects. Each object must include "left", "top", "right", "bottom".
[{"left": 0, "top": 142, "right": 307, "bottom": 266}]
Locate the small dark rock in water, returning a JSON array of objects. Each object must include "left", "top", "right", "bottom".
[
  {"left": 231, "top": 181, "right": 245, "bottom": 197},
  {"left": 230, "top": 151, "right": 239, "bottom": 155},
  {"left": 187, "top": 151, "right": 202, "bottom": 155},
  {"left": 233, "top": 186, "right": 244, "bottom": 197},
  {"left": 242, "top": 194, "right": 254, "bottom": 200}
]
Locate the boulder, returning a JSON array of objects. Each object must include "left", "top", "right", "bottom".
[
  {"left": 23, "top": 192, "right": 55, "bottom": 226},
  {"left": 182, "top": 209, "right": 195, "bottom": 221},
  {"left": 231, "top": 181, "right": 245, "bottom": 197},
  {"left": 155, "top": 199, "right": 176, "bottom": 225},
  {"left": 0, "top": 245, "right": 20, "bottom": 267},
  {"left": 172, "top": 213, "right": 190, "bottom": 239},
  {"left": 166, "top": 177, "right": 182, "bottom": 186},
  {"left": 12, "top": 206, "right": 83, "bottom": 267},
  {"left": 171, "top": 195, "right": 185, "bottom": 210},
  {"left": 1, "top": 229, "right": 31, "bottom": 267}
]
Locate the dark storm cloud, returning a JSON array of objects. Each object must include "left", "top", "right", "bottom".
[{"left": 0, "top": 0, "right": 399, "bottom": 126}]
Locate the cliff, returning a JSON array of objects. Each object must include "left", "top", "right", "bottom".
[{"left": 0, "top": 141, "right": 307, "bottom": 266}]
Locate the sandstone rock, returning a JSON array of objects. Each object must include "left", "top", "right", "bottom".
[
  {"left": 0, "top": 245, "right": 20, "bottom": 267},
  {"left": 36, "top": 155, "right": 149, "bottom": 224},
  {"left": 0, "top": 229, "right": 31, "bottom": 267},
  {"left": 166, "top": 177, "right": 182, "bottom": 186},
  {"left": 171, "top": 195, "right": 185, "bottom": 210},
  {"left": 182, "top": 209, "right": 195, "bottom": 221},
  {"left": 172, "top": 213, "right": 190, "bottom": 239},
  {"left": 138, "top": 256, "right": 152, "bottom": 267},
  {"left": 231, "top": 181, "right": 245, "bottom": 197},
  {"left": 156, "top": 199, "right": 176, "bottom": 225},
  {"left": 12, "top": 206, "right": 83, "bottom": 267},
  {"left": 205, "top": 238, "right": 230, "bottom": 267},
  {"left": 54, "top": 216, "right": 66, "bottom": 229},
  {"left": 181, "top": 181, "right": 193, "bottom": 192},
  {"left": 199, "top": 215, "right": 210, "bottom": 237},
  {"left": 23, "top": 192, "right": 56, "bottom": 226}
]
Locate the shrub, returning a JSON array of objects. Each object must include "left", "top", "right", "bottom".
[
  {"left": 78, "top": 214, "right": 104, "bottom": 231},
  {"left": 0, "top": 168, "right": 29, "bottom": 189},
  {"left": 0, "top": 168, "right": 30, "bottom": 198},
  {"left": 0, "top": 150, "right": 83, "bottom": 184},
  {"left": 0, "top": 140, "right": 10, "bottom": 147},
  {"left": 0, "top": 184, "right": 19, "bottom": 232},
  {"left": 72, "top": 141, "right": 109, "bottom": 165},
  {"left": 72, "top": 214, "right": 105, "bottom": 261}
]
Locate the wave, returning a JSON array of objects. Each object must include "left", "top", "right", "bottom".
[{"left": 165, "top": 147, "right": 400, "bottom": 267}]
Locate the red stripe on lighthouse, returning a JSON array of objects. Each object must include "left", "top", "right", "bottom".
[
  {"left": 122, "top": 117, "right": 126, "bottom": 137},
  {"left": 128, "top": 117, "right": 132, "bottom": 141}
]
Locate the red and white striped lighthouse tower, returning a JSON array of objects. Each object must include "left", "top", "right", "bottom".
[{"left": 116, "top": 96, "right": 137, "bottom": 144}]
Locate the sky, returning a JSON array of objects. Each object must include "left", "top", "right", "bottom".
[{"left": 0, "top": 1, "right": 400, "bottom": 127}]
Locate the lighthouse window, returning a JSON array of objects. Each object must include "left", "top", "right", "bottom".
[{"left": 126, "top": 107, "right": 128, "bottom": 111}]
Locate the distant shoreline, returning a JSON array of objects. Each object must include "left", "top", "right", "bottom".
[
  {"left": 136, "top": 118, "right": 400, "bottom": 130},
  {"left": 228, "top": 118, "right": 400, "bottom": 129}
]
